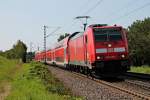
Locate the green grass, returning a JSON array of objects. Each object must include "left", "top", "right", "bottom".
[
  {"left": 0, "top": 57, "right": 83, "bottom": 100},
  {"left": 0, "top": 56, "right": 20, "bottom": 88},
  {"left": 0, "top": 56, "right": 21, "bottom": 99},
  {"left": 6, "top": 62, "right": 83, "bottom": 100},
  {"left": 129, "top": 65, "right": 150, "bottom": 74},
  {"left": 0, "top": 56, "right": 19, "bottom": 82}
]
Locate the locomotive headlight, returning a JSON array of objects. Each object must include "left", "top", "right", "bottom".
[
  {"left": 121, "top": 54, "right": 125, "bottom": 58},
  {"left": 97, "top": 56, "right": 100, "bottom": 59},
  {"left": 97, "top": 56, "right": 104, "bottom": 60},
  {"left": 108, "top": 44, "right": 112, "bottom": 47}
]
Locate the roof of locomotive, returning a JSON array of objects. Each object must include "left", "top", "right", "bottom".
[{"left": 88, "top": 24, "right": 122, "bottom": 29}]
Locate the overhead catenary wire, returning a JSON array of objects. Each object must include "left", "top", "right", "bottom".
[
  {"left": 78, "top": 0, "right": 92, "bottom": 14},
  {"left": 108, "top": 2, "right": 150, "bottom": 24},
  {"left": 73, "top": 0, "right": 104, "bottom": 31},
  {"left": 83, "top": 0, "right": 104, "bottom": 15},
  {"left": 46, "top": 27, "right": 61, "bottom": 38},
  {"left": 62, "top": 0, "right": 104, "bottom": 33},
  {"left": 60, "top": 0, "right": 93, "bottom": 33},
  {"left": 62, "top": 20, "right": 78, "bottom": 33},
  {"left": 102, "top": 0, "right": 140, "bottom": 21}
]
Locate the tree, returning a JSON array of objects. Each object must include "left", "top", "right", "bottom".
[
  {"left": 57, "top": 33, "right": 69, "bottom": 42},
  {"left": 0, "top": 51, "right": 4, "bottom": 56},
  {"left": 0, "top": 40, "right": 27, "bottom": 63},
  {"left": 13, "top": 40, "right": 27, "bottom": 62},
  {"left": 128, "top": 17, "right": 150, "bottom": 65}
]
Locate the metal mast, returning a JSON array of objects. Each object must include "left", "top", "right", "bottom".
[
  {"left": 43, "top": 25, "right": 48, "bottom": 64},
  {"left": 75, "top": 16, "right": 90, "bottom": 31}
]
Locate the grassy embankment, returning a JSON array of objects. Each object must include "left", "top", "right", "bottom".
[
  {"left": 0, "top": 56, "right": 20, "bottom": 95},
  {"left": 129, "top": 66, "right": 150, "bottom": 74},
  {"left": 0, "top": 56, "right": 82, "bottom": 100},
  {"left": 0, "top": 56, "right": 19, "bottom": 82}
]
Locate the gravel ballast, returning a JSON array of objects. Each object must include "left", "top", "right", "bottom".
[{"left": 48, "top": 66, "right": 140, "bottom": 100}]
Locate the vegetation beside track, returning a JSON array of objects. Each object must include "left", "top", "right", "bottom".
[
  {"left": 0, "top": 56, "right": 20, "bottom": 82},
  {"left": 0, "top": 56, "right": 21, "bottom": 99},
  {"left": 6, "top": 62, "right": 82, "bottom": 100},
  {"left": 128, "top": 17, "right": 150, "bottom": 66},
  {"left": 129, "top": 66, "right": 150, "bottom": 74},
  {"left": 0, "top": 56, "right": 82, "bottom": 100}
]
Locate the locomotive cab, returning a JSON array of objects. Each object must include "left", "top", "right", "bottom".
[{"left": 86, "top": 24, "right": 130, "bottom": 76}]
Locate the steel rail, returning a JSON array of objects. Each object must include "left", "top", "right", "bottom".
[
  {"left": 125, "top": 80, "right": 150, "bottom": 91},
  {"left": 125, "top": 72, "right": 150, "bottom": 80},
  {"left": 72, "top": 72, "right": 150, "bottom": 100}
]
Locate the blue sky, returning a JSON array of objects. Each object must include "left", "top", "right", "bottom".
[{"left": 0, "top": 0, "right": 150, "bottom": 51}]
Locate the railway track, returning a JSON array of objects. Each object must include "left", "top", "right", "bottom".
[
  {"left": 121, "top": 72, "right": 150, "bottom": 96},
  {"left": 72, "top": 72, "right": 150, "bottom": 100},
  {"left": 125, "top": 79, "right": 150, "bottom": 91},
  {"left": 124, "top": 72, "right": 150, "bottom": 80},
  {"left": 50, "top": 66, "right": 150, "bottom": 100}
]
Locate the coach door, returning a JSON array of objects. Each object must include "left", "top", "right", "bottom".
[
  {"left": 84, "top": 35, "right": 88, "bottom": 64},
  {"left": 64, "top": 47, "right": 67, "bottom": 65}
]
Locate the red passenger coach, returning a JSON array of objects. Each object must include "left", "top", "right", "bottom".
[
  {"left": 35, "top": 51, "right": 45, "bottom": 62},
  {"left": 40, "top": 51, "right": 45, "bottom": 62},
  {"left": 68, "top": 32, "right": 86, "bottom": 67},
  {"left": 46, "top": 50, "right": 52, "bottom": 64},
  {"left": 34, "top": 52, "right": 41, "bottom": 61},
  {"left": 53, "top": 37, "right": 69, "bottom": 67}
]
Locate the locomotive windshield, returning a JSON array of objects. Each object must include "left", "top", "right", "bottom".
[{"left": 94, "top": 28, "right": 122, "bottom": 42}]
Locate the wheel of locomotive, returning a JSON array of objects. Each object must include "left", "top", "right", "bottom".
[
  {"left": 81, "top": 67, "right": 84, "bottom": 74},
  {"left": 73, "top": 65, "right": 76, "bottom": 72},
  {"left": 77, "top": 65, "right": 80, "bottom": 72},
  {"left": 82, "top": 67, "right": 86, "bottom": 75},
  {"left": 68, "top": 64, "right": 72, "bottom": 72},
  {"left": 85, "top": 67, "right": 88, "bottom": 75},
  {"left": 70, "top": 64, "right": 73, "bottom": 72},
  {"left": 83, "top": 67, "right": 87, "bottom": 75},
  {"left": 65, "top": 64, "right": 68, "bottom": 70},
  {"left": 76, "top": 65, "right": 79, "bottom": 72},
  {"left": 77, "top": 65, "right": 79, "bottom": 72},
  {"left": 78, "top": 66, "right": 81, "bottom": 73},
  {"left": 74, "top": 65, "right": 76, "bottom": 72},
  {"left": 86, "top": 67, "right": 90, "bottom": 77},
  {"left": 79, "top": 66, "right": 82, "bottom": 73}
]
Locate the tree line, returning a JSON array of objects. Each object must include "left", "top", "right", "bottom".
[
  {"left": 127, "top": 17, "right": 150, "bottom": 66},
  {"left": 0, "top": 40, "right": 27, "bottom": 63},
  {"left": 57, "top": 33, "right": 69, "bottom": 42}
]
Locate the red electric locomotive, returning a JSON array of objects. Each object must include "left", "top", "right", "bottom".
[
  {"left": 67, "top": 24, "right": 130, "bottom": 76},
  {"left": 35, "top": 24, "right": 130, "bottom": 77}
]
